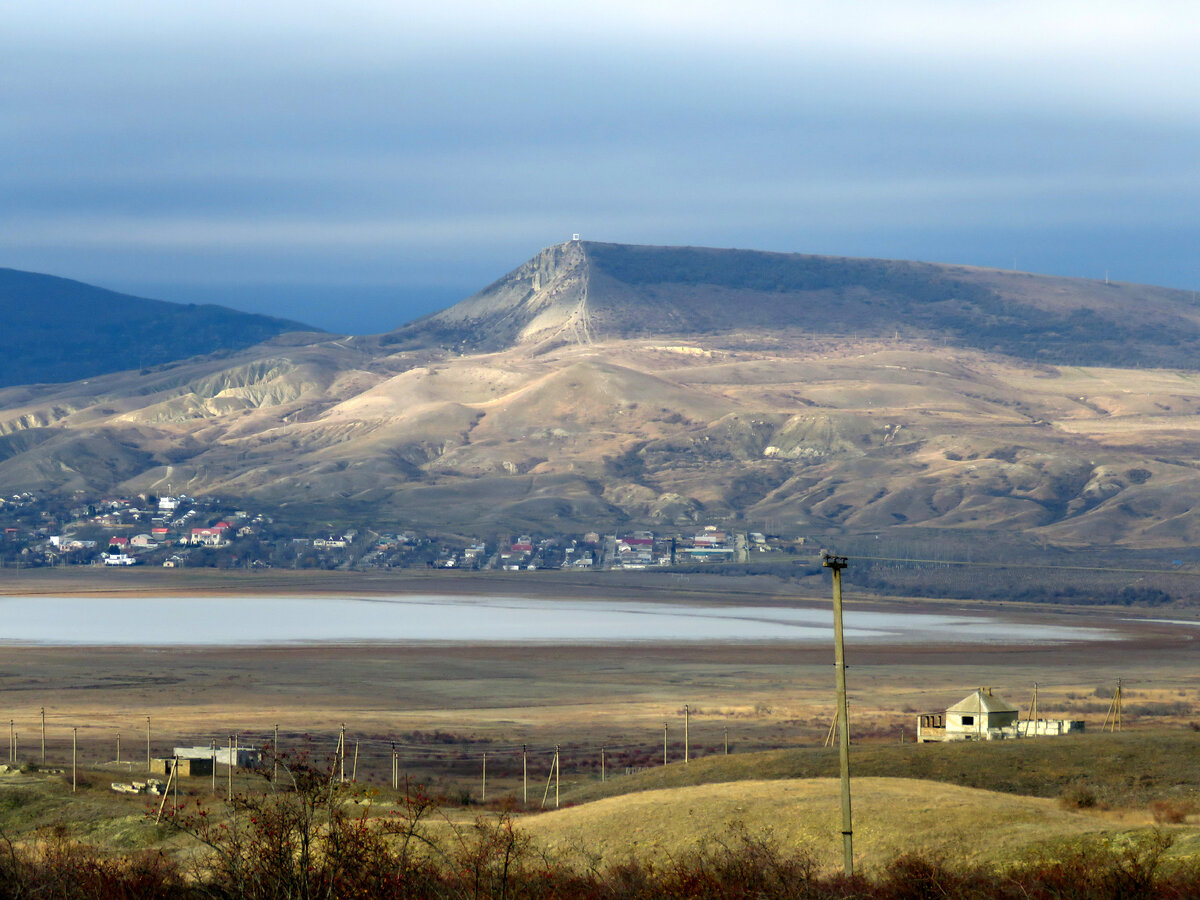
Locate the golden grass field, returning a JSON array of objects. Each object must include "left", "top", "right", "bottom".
[{"left": 520, "top": 777, "right": 1197, "bottom": 871}]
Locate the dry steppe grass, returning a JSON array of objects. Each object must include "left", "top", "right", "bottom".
[
  {"left": 521, "top": 776, "right": 1148, "bottom": 871},
  {"left": 564, "top": 732, "right": 1200, "bottom": 811}
]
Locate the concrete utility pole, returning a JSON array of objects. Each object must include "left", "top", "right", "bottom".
[
  {"left": 684, "top": 705, "right": 690, "bottom": 764},
  {"left": 823, "top": 551, "right": 854, "bottom": 877}
]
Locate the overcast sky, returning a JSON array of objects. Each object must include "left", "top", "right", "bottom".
[{"left": 3, "top": 1, "right": 1198, "bottom": 334}]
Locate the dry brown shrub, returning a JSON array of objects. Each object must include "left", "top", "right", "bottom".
[
  {"left": 1059, "top": 781, "right": 1106, "bottom": 810},
  {"left": 1150, "top": 798, "right": 1193, "bottom": 824}
]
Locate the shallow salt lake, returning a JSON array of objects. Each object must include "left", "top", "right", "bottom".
[{"left": 0, "top": 594, "right": 1117, "bottom": 646}]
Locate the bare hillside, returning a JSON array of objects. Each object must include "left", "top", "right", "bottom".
[
  {"left": 3, "top": 243, "right": 1200, "bottom": 549},
  {"left": 386, "top": 241, "right": 1200, "bottom": 369}
]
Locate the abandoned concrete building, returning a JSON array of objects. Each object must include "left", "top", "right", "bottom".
[
  {"left": 173, "top": 746, "right": 262, "bottom": 768},
  {"left": 916, "top": 687, "right": 1085, "bottom": 742},
  {"left": 150, "top": 757, "right": 213, "bottom": 777}
]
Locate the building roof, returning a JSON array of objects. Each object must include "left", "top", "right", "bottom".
[{"left": 947, "top": 688, "right": 1018, "bottom": 715}]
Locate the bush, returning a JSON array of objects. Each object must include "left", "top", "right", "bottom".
[
  {"left": 1059, "top": 781, "right": 1101, "bottom": 809},
  {"left": 1150, "top": 798, "right": 1193, "bottom": 824},
  {"left": 1129, "top": 702, "right": 1194, "bottom": 717}
]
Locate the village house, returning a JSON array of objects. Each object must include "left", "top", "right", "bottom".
[
  {"left": 693, "top": 528, "right": 727, "bottom": 547},
  {"left": 189, "top": 526, "right": 228, "bottom": 547},
  {"left": 621, "top": 531, "right": 655, "bottom": 547},
  {"left": 916, "top": 687, "right": 1084, "bottom": 742}
]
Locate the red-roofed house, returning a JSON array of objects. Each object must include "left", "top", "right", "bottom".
[{"left": 190, "top": 526, "right": 228, "bottom": 547}]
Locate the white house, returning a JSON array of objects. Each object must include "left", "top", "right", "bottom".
[
  {"left": 189, "top": 526, "right": 228, "bottom": 547},
  {"left": 916, "top": 688, "right": 1083, "bottom": 742}
]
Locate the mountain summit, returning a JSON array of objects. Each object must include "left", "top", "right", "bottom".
[{"left": 388, "top": 241, "right": 1200, "bottom": 368}]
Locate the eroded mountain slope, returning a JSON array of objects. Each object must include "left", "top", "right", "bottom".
[{"left": 3, "top": 242, "right": 1200, "bottom": 547}]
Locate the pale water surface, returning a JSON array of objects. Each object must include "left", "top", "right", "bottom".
[{"left": 0, "top": 595, "right": 1117, "bottom": 646}]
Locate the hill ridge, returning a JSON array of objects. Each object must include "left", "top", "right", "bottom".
[
  {"left": 0, "top": 267, "right": 320, "bottom": 388},
  {"left": 7, "top": 243, "right": 1200, "bottom": 549},
  {"left": 386, "top": 241, "right": 1200, "bottom": 369}
]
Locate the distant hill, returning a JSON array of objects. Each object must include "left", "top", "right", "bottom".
[
  {"left": 7, "top": 242, "right": 1200, "bottom": 552},
  {"left": 0, "top": 268, "right": 319, "bottom": 387},
  {"left": 387, "top": 241, "right": 1200, "bottom": 368}
]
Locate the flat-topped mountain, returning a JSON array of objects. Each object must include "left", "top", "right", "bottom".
[
  {"left": 386, "top": 241, "right": 1200, "bottom": 368},
  {"left": 4, "top": 242, "right": 1200, "bottom": 550},
  {"left": 0, "top": 268, "right": 319, "bottom": 387}
]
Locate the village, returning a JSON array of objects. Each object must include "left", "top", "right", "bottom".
[{"left": 0, "top": 490, "right": 806, "bottom": 573}]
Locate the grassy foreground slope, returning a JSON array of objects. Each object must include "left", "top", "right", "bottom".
[
  {"left": 522, "top": 777, "right": 1186, "bottom": 871},
  {"left": 562, "top": 733, "right": 1200, "bottom": 809}
]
